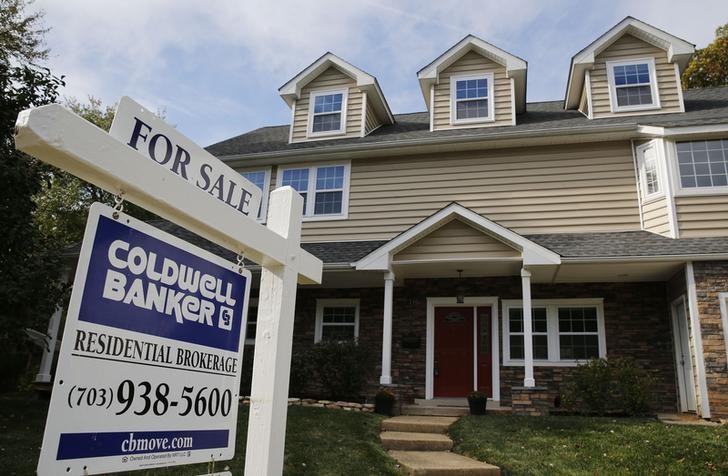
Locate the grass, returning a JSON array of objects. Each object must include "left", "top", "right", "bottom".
[
  {"left": 450, "top": 414, "right": 728, "bottom": 475},
  {"left": 0, "top": 393, "right": 401, "bottom": 476}
]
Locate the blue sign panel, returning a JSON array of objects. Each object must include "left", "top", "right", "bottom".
[{"left": 78, "top": 215, "right": 246, "bottom": 352}]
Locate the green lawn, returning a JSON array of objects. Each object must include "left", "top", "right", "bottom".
[
  {"left": 0, "top": 393, "right": 401, "bottom": 476},
  {"left": 450, "top": 414, "right": 728, "bottom": 475}
]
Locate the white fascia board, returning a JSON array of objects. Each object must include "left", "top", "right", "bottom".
[
  {"left": 565, "top": 17, "right": 695, "bottom": 109},
  {"left": 654, "top": 124, "right": 728, "bottom": 138},
  {"left": 278, "top": 53, "right": 375, "bottom": 104},
  {"left": 355, "top": 203, "right": 560, "bottom": 270}
]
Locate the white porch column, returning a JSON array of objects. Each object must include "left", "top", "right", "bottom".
[
  {"left": 521, "top": 267, "right": 535, "bottom": 387},
  {"left": 36, "top": 271, "right": 68, "bottom": 384},
  {"left": 380, "top": 271, "right": 395, "bottom": 385}
]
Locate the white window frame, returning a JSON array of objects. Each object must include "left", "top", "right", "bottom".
[
  {"left": 502, "top": 299, "right": 606, "bottom": 367},
  {"left": 636, "top": 142, "right": 664, "bottom": 202},
  {"left": 239, "top": 167, "right": 271, "bottom": 222},
  {"left": 314, "top": 299, "right": 360, "bottom": 343},
  {"left": 669, "top": 139, "right": 728, "bottom": 196},
  {"left": 277, "top": 162, "right": 350, "bottom": 221},
  {"left": 606, "top": 57, "right": 661, "bottom": 113},
  {"left": 245, "top": 298, "right": 258, "bottom": 345},
  {"left": 450, "top": 72, "right": 495, "bottom": 125},
  {"left": 307, "top": 88, "right": 348, "bottom": 138}
]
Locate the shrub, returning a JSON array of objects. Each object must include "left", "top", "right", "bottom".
[
  {"left": 561, "top": 357, "right": 655, "bottom": 416},
  {"left": 308, "top": 340, "right": 375, "bottom": 401}
]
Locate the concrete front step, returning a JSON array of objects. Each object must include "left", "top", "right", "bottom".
[
  {"left": 380, "top": 431, "right": 453, "bottom": 451},
  {"left": 401, "top": 405, "right": 469, "bottom": 417},
  {"left": 389, "top": 450, "right": 501, "bottom": 476},
  {"left": 381, "top": 416, "right": 459, "bottom": 434}
]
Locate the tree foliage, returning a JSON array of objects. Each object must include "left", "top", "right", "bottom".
[
  {"left": 682, "top": 22, "right": 728, "bottom": 89},
  {"left": 0, "top": 0, "right": 63, "bottom": 388}
]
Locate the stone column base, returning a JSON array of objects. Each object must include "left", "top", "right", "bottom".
[{"left": 511, "top": 386, "right": 551, "bottom": 416}]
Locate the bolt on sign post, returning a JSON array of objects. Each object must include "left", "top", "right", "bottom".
[{"left": 15, "top": 98, "right": 322, "bottom": 476}]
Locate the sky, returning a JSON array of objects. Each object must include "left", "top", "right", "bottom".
[{"left": 33, "top": 0, "right": 728, "bottom": 147}]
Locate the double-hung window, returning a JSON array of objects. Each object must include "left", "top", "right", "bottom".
[
  {"left": 314, "top": 299, "right": 360, "bottom": 343},
  {"left": 240, "top": 169, "right": 271, "bottom": 220},
  {"left": 450, "top": 73, "right": 494, "bottom": 124},
  {"left": 502, "top": 299, "right": 606, "bottom": 366},
  {"left": 606, "top": 58, "right": 660, "bottom": 112},
  {"left": 280, "top": 163, "right": 349, "bottom": 219},
  {"left": 676, "top": 140, "right": 728, "bottom": 190},
  {"left": 308, "top": 89, "right": 347, "bottom": 136}
]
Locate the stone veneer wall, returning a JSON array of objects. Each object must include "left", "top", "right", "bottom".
[
  {"left": 267, "top": 278, "right": 677, "bottom": 411},
  {"left": 691, "top": 261, "right": 728, "bottom": 418}
]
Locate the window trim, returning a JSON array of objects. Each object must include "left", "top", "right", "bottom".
[
  {"left": 307, "top": 88, "right": 349, "bottom": 138},
  {"left": 314, "top": 298, "right": 360, "bottom": 343},
  {"left": 606, "top": 57, "right": 661, "bottom": 113},
  {"left": 239, "top": 167, "right": 271, "bottom": 222},
  {"left": 277, "top": 162, "right": 351, "bottom": 221},
  {"left": 670, "top": 139, "right": 728, "bottom": 196},
  {"left": 449, "top": 72, "right": 495, "bottom": 125},
  {"left": 635, "top": 141, "right": 664, "bottom": 203},
  {"left": 502, "top": 299, "right": 606, "bottom": 367}
]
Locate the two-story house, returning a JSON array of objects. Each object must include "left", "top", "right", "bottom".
[{"left": 202, "top": 16, "right": 728, "bottom": 419}]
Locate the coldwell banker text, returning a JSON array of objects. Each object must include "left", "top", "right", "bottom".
[{"left": 102, "top": 239, "right": 236, "bottom": 330}]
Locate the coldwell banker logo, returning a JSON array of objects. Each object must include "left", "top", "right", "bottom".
[{"left": 102, "top": 239, "right": 236, "bottom": 331}]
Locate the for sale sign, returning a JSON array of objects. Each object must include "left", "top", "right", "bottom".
[{"left": 37, "top": 203, "right": 251, "bottom": 475}]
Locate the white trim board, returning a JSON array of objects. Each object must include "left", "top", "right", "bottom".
[{"left": 685, "top": 262, "right": 711, "bottom": 418}]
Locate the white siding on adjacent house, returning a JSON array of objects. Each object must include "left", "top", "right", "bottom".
[
  {"left": 590, "top": 34, "right": 682, "bottom": 118},
  {"left": 393, "top": 218, "right": 521, "bottom": 261},
  {"left": 642, "top": 197, "right": 671, "bottom": 236},
  {"left": 676, "top": 195, "right": 728, "bottom": 237},
  {"left": 298, "top": 141, "right": 641, "bottom": 241},
  {"left": 432, "top": 51, "right": 513, "bottom": 130},
  {"left": 291, "top": 67, "right": 363, "bottom": 142}
]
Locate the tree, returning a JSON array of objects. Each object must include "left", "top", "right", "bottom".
[
  {"left": 0, "top": 0, "right": 63, "bottom": 389},
  {"left": 682, "top": 22, "right": 728, "bottom": 89}
]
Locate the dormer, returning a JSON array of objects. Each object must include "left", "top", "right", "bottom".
[
  {"left": 417, "top": 35, "right": 527, "bottom": 131},
  {"left": 565, "top": 17, "right": 695, "bottom": 119},
  {"left": 279, "top": 53, "right": 394, "bottom": 143}
]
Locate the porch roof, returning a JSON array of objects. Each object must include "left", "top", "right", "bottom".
[{"left": 64, "top": 223, "right": 728, "bottom": 265}]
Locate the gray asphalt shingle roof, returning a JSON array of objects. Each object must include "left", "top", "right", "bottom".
[{"left": 206, "top": 87, "right": 728, "bottom": 157}]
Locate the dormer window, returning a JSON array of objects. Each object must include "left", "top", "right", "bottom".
[
  {"left": 450, "top": 73, "right": 494, "bottom": 124},
  {"left": 606, "top": 58, "right": 660, "bottom": 112},
  {"left": 308, "top": 89, "right": 348, "bottom": 136}
]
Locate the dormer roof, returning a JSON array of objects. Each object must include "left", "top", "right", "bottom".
[
  {"left": 417, "top": 35, "right": 528, "bottom": 114},
  {"left": 565, "top": 16, "right": 695, "bottom": 109},
  {"left": 278, "top": 52, "right": 394, "bottom": 125}
]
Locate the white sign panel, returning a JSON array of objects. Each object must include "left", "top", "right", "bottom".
[
  {"left": 109, "top": 96, "right": 261, "bottom": 219},
  {"left": 37, "top": 203, "right": 251, "bottom": 475}
]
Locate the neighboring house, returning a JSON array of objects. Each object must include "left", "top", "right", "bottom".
[{"left": 47, "top": 17, "right": 728, "bottom": 419}]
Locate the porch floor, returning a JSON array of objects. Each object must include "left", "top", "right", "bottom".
[
  {"left": 414, "top": 398, "right": 511, "bottom": 413},
  {"left": 657, "top": 413, "right": 720, "bottom": 426}
]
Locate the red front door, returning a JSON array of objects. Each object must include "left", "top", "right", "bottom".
[{"left": 434, "top": 307, "right": 473, "bottom": 397}]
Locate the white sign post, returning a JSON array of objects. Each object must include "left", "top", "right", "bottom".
[{"left": 15, "top": 100, "right": 323, "bottom": 476}]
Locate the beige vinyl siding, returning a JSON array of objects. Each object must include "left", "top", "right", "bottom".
[
  {"left": 432, "top": 51, "right": 513, "bottom": 130},
  {"left": 364, "top": 100, "right": 381, "bottom": 135},
  {"left": 590, "top": 34, "right": 682, "bottom": 118},
  {"left": 394, "top": 218, "right": 520, "bottom": 261},
  {"left": 291, "top": 67, "right": 362, "bottom": 142},
  {"left": 299, "top": 141, "right": 641, "bottom": 241},
  {"left": 642, "top": 197, "right": 671, "bottom": 236},
  {"left": 676, "top": 195, "right": 728, "bottom": 237}
]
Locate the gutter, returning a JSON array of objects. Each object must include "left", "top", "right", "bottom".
[
  {"left": 561, "top": 253, "right": 728, "bottom": 263},
  {"left": 218, "top": 123, "right": 638, "bottom": 165}
]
